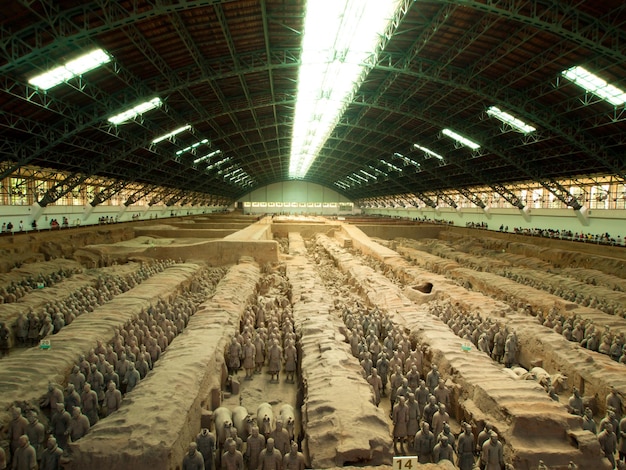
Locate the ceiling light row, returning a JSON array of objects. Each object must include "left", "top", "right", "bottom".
[
  {"left": 107, "top": 97, "right": 162, "bottom": 125},
  {"left": 194, "top": 150, "right": 222, "bottom": 165},
  {"left": 152, "top": 124, "right": 192, "bottom": 144},
  {"left": 205, "top": 156, "right": 231, "bottom": 171},
  {"left": 441, "top": 128, "right": 480, "bottom": 150},
  {"left": 288, "top": 0, "right": 404, "bottom": 180},
  {"left": 486, "top": 106, "right": 536, "bottom": 134},
  {"left": 177, "top": 139, "right": 210, "bottom": 156},
  {"left": 562, "top": 65, "right": 626, "bottom": 106},
  {"left": 28, "top": 48, "right": 211, "bottom": 155},
  {"left": 394, "top": 152, "right": 421, "bottom": 168},
  {"left": 29, "top": 49, "right": 112, "bottom": 90}
]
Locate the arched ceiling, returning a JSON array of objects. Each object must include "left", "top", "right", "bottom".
[{"left": 1, "top": 0, "right": 626, "bottom": 206}]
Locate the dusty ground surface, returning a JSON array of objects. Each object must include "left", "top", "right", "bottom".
[
  {"left": 1, "top": 215, "right": 623, "bottom": 470},
  {"left": 287, "top": 232, "right": 393, "bottom": 467},
  {"left": 0, "top": 263, "right": 204, "bottom": 429},
  {"left": 68, "top": 260, "right": 259, "bottom": 470}
]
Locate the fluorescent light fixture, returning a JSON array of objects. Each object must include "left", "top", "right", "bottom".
[
  {"left": 238, "top": 175, "right": 253, "bottom": 185},
  {"left": 352, "top": 172, "right": 368, "bottom": 182},
  {"left": 217, "top": 164, "right": 236, "bottom": 175},
  {"left": 442, "top": 128, "right": 480, "bottom": 150},
  {"left": 225, "top": 168, "right": 244, "bottom": 179},
  {"left": 206, "top": 156, "right": 231, "bottom": 171},
  {"left": 562, "top": 65, "right": 626, "bottom": 106},
  {"left": 395, "top": 152, "right": 421, "bottom": 168},
  {"left": 413, "top": 143, "right": 445, "bottom": 160},
  {"left": 380, "top": 159, "right": 403, "bottom": 172},
  {"left": 193, "top": 149, "right": 222, "bottom": 165},
  {"left": 360, "top": 169, "right": 376, "bottom": 180},
  {"left": 368, "top": 164, "right": 388, "bottom": 177},
  {"left": 176, "top": 138, "right": 210, "bottom": 155},
  {"left": 107, "top": 97, "right": 162, "bottom": 125},
  {"left": 346, "top": 175, "right": 361, "bottom": 184},
  {"left": 233, "top": 173, "right": 251, "bottom": 184},
  {"left": 486, "top": 106, "right": 536, "bottom": 134},
  {"left": 152, "top": 125, "right": 192, "bottom": 144},
  {"left": 289, "top": 0, "right": 404, "bottom": 179},
  {"left": 29, "top": 48, "right": 111, "bottom": 90}
]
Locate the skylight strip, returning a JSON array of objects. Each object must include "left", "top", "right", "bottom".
[
  {"left": 360, "top": 169, "right": 376, "bottom": 180},
  {"left": 217, "top": 164, "right": 237, "bottom": 175},
  {"left": 486, "top": 106, "right": 536, "bottom": 134},
  {"left": 442, "top": 128, "right": 480, "bottom": 150},
  {"left": 206, "top": 157, "right": 231, "bottom": 171},
  {"left": 380, "top": 159, "right": 403, "bottom": 172},
  {"left": 29, "top": 48, "right": 112, "bottom": 90},
  {"left": 227, "top": 168, "right": 244, "bottom": 179},
  {"left": 413, "top": 143, "right": 445, "bottom": 160},
  {"left": 368, "top": 165, "right": 388, "bottom": 177},
  {"left": 395, "top": 152, "right": 420, "bottom": 167},
  {"left": 176, "top": 138, "right": 210, "bottom": 156},
  {"left": 288, "top": 0, "right": 404, "bottom": 179},
  {"left": 194, "top": 149, "right": 222, "bottom": 165},
  {"left": 107, "top": 97, "right": 162, "bottom": 125},
  {"left": 562, "top": 65, "right": 626, "bottom": 106},
  {"left": 152, "top": 125, "right": 192, "bottom": 144}
]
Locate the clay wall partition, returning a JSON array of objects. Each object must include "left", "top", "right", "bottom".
[
  {"left": 342, "top": 220, "right": 626, "bottom": 412},
  {"left": 393, "top": 243, "right": 626, "bottom": 413},
  {"left": 134, "top": 227, "right": 239, "bottom": 238},
  {"left": 0, "top": 259, "right": 87, "bottom": 330},
  {"left": 271, "top": 222, "right": 339, "bottom": 239},
  {"left": 353, "top": 224, "right": 443, "bottom": 241},
  {"left": 0, "top": 263, "right": 203, "bottom": 434},
  {"left": 192, "top": 215, "right": 258, "bottom": 223},
  {"left": 440, "top": 230, "right": 626, "bottom": 280},
  {"left": 0, "top": 225, "right": 137, "bottom": 270},
  {"left": 168, "top": 223, "right": 252, "bottom": 230},
  {"left": 223, "top": 219, "right": 273, "bottom": 240},
  {"left": 67, "top": 259, "right": 260, "bottom": 470},
  {"left": 285, "top": 232, "right": 393, "bottom": 467},
  {"left": 339, "top": 225, "right": 398, "bottom": 262},
  {"left": 74, "top": 238, "right": 280, "bottom": 267},
  {"left": 314, "top": 233, "right": 608, "bottom": 469}
]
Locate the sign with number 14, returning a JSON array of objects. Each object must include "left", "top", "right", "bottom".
[{"left": 393, "top": 456, "right": 418, "bottom": 470}]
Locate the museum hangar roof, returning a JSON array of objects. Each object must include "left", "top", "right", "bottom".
[{"left": 1, "top": 1, "right": 625, "bottom": 206}]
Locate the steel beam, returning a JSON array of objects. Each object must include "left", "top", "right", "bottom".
[
  {"left": 1, "top": 1, "right": 240, "bottom": 74},
  {"left": 436, "top": 0, "right": 626, "bottom": 64},
  {"left": 90, "top": 180, "right": 131, "bottom": 207},
  {"left": 124, "top": 184, "right": 159, "bottom": 207}
]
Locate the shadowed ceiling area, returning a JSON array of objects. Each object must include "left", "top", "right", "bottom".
[{"left": 1, "top": 0, "right": 625, "bottom": 207}]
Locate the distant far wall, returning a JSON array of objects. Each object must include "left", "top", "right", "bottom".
[
  {"left": 238, "top": 181, "right": 361, "bottom": 215},
  {"left": 354, "top": 224, "right": 443, "bottom": 240},
  {"left": 364, "top": 206, "right": 626, "bottom": 237},
  {"left": 0, "top": 203, "right": 227, "bottom": 230}
]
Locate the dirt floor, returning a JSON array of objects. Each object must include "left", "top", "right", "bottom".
[{"left": 1, "top": 215, "right": 623, "bottom": 470}]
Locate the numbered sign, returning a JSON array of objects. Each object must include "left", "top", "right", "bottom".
[{"left": 393, "top": 456, "right": 417, "bottom": 470}]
